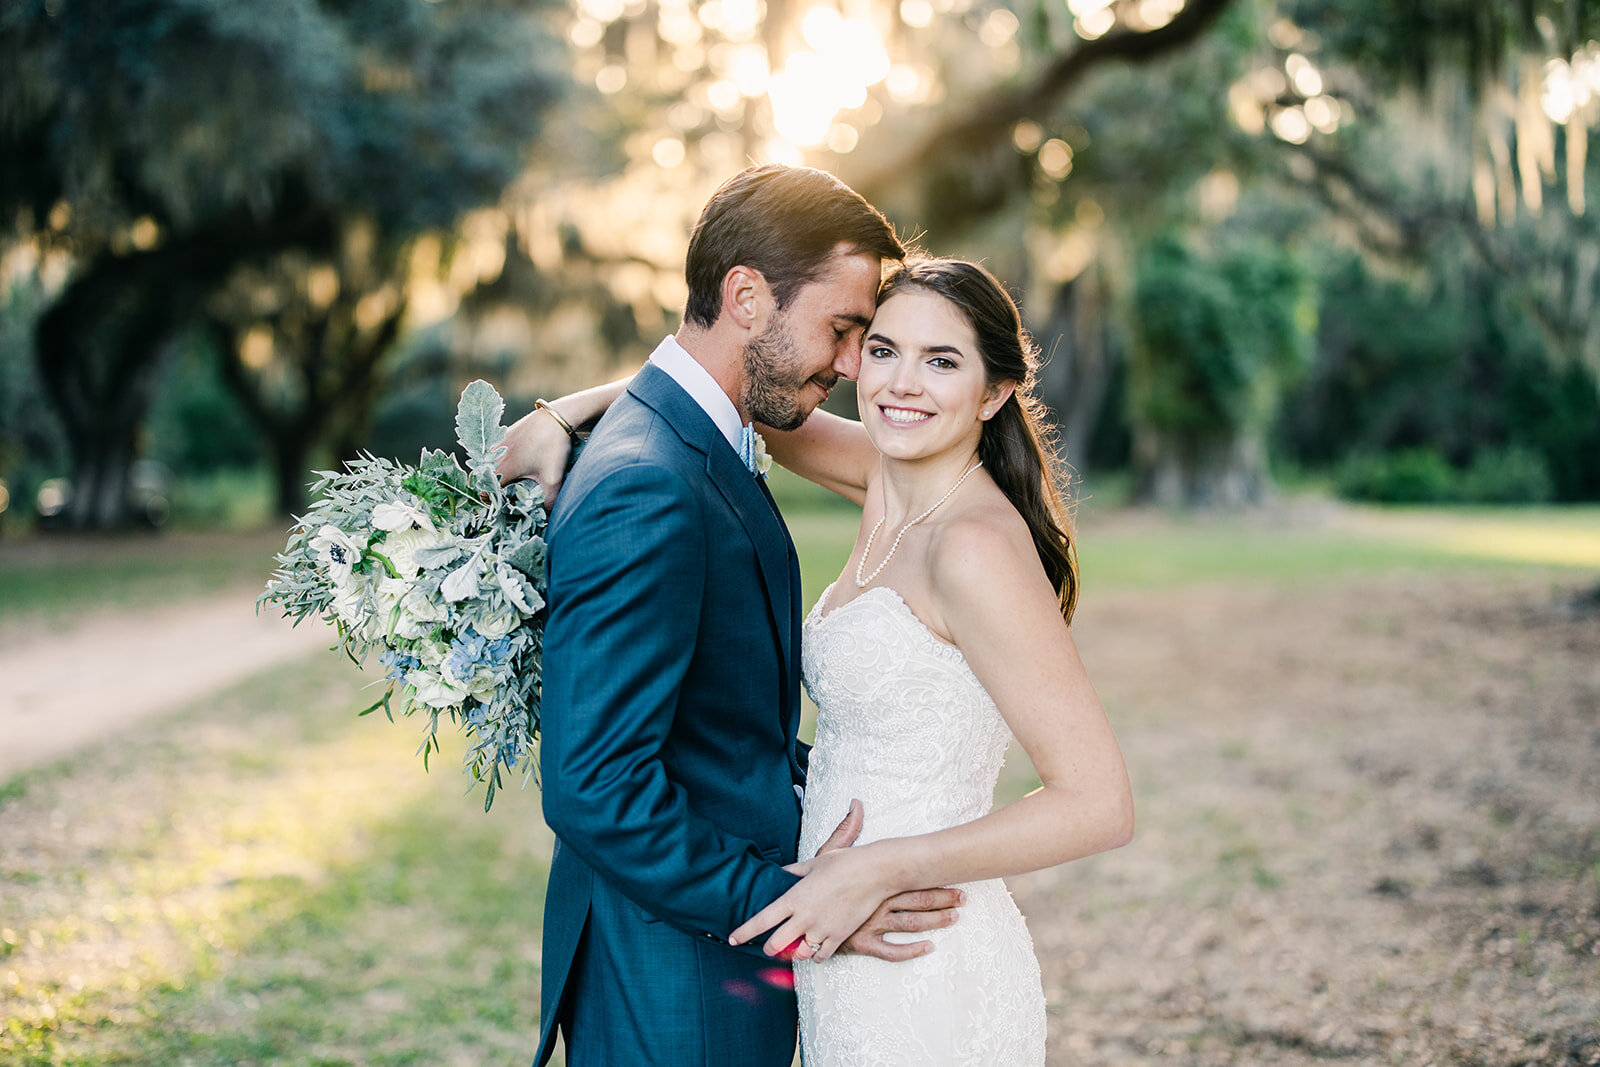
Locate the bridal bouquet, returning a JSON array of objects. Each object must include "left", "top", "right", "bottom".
[{"left": 260, "top": 381, "right": 547, "bottom": 809}]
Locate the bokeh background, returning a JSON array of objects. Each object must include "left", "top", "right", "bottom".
[{"left": 2, "top": 0, "right": 1598, "bottom": 1064}]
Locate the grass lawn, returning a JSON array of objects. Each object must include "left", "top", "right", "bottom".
[
  {"left": 0, "top": 654, "right": 551, "bottom": 1066},
  {"left": 3, "top": 473, "right": 1592, "bottom": 634},
  {"left": 1074, "top": 503, "right": 1600, "bottom": 589},
  {"left": 0, "top": 529, "right": 286, "bottom": 632},
  {"left": 771, "top": 471, "right": 1600, "bottom": 599}
]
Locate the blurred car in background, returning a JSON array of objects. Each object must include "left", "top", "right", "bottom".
[{"left": 35, "top": 460, "right": 172, "bottom": 530}]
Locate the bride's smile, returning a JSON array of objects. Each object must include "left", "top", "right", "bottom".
[{"left": 856, "top": 290, "right": 1004, "bottom": 468}]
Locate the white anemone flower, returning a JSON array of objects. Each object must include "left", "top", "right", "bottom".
[
  {"left": 371, "top": 500, "right": 435, "bottom": 533},
  {"left": 310, "top": 524, "right": 367, "bottom": 584}
]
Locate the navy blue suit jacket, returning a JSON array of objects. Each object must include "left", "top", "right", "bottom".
[{"left": 534, "top": 363, "right": 807, "bottom": 1066}]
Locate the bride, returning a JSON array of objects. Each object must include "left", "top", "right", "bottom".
[
  {"left": 504, "top": 256, "right": 1133, "bottom": 1065},
  {"left": 726, "top": 258, "right": 1132, "bottom": 1065}
]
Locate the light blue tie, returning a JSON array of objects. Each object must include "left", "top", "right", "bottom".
[{"left": 737, "top": 424, "right": 760, "bottom": 476}]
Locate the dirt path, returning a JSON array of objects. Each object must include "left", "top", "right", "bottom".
[
  {"left": 1011, "top": 570, "right": 1600, "bottom": 1065},
  {"left": 0, "top": 588, "right": 331, "bottom": 781}
]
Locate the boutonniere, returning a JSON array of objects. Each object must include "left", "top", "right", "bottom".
[{"left": 750, "top": 428, "right": 773, "bottom": 477}]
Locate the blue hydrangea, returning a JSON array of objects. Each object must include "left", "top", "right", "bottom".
[
  {"left": 379, "top": 648, "right": 421, "bottom": 681},
  {"left": 445, "top": 630, "right": 489, "bottom": 683}
]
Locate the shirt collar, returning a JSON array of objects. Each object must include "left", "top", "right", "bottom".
[{"left": 647, "top": 335, "right": 744, "bottom": 452}]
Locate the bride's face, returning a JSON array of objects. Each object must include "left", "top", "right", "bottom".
[{"left": 856, "top": 290, "right": 996, "bottom": 463}]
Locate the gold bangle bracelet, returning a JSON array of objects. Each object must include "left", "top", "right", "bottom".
[{"left": 534, "top": 398, "right": 578, "bottom": 440}]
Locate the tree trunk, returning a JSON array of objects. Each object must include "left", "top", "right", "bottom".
[
  {"left": 1034, "top": 271, "right": 1114, "bottom": 481},
  {"left": 72, "top": 450, "right": 123, "bottom": 530},
  {"left": 1132, "top": 427, "right": 1272, "bottom": 507},
  {"left": 211, "top": 282, "right": 407, "bottom": 518},
  {"left": 272, "top": 431, "right": 312, "bottom": 518},
  {"left": 35, "top": 256, "right": 180, "bottom": 530}
]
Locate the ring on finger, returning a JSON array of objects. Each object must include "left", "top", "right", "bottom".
[{"left": 803, "top": 937, "right": 822, "bottom": 953}]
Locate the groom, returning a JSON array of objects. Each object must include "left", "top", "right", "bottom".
[{"left": 509, "top": 166, "right": 961, "bottom": 1067}]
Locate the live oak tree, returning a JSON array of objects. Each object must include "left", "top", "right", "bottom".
[{"left": 0, "top": 0, "right": 562, "bottom": 524}]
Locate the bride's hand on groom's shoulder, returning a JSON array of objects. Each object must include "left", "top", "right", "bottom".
[
  {"left": 497, "top": 404, "right": 573, "bottom": 498},
  {"left": 729, "top": 800, "right": 965, "bottom": 964}
]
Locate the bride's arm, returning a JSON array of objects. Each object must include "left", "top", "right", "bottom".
[
  {"left": 756, "top": 410, "right": 876, "bottom": 506},
  {"left": 497, "top": 376, "right": 633, "bottom": 496},
  {"left": 497, "top": 371, "right": 880, "bottom": 505},
  {"left": 729, "top": 513, "right": 1134, "bottom": 960}
]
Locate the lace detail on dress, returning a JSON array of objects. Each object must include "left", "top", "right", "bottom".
[{"left": 795, "top": 583, "right": 1046, "bottom": 1067}]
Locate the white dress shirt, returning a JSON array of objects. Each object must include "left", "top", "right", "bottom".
[{"left": 648, "top": 335, "right": 744, "bottom": 453}]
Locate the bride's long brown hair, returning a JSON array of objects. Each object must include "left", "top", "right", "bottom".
[{"left": 877, "top": 259, "right": 1080, "bottom": 622}]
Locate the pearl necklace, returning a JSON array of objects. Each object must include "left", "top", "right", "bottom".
[{"left": 854, "top": 461, "right": 984, "bottom": 589}]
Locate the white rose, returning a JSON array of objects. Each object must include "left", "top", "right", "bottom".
[
  {"left": 475, "top": 602, "right": 522, "bottom": 639},
  {"left": 395, "top": 586, "right": 447, "bottom": 640},
  {"left": 375, "top": 575, "right": 409, "bottom": 624},
  {"left": 468, "top": 670, "right": 498, "bottom": 701},
  {"left": 408, "top": 669, "right": 467, "bottom": 709},
  {"left": 751, "top": 429, "right": 773, "bottom": 476},
  {"left": 383, "top": 527, "right": 446, "bottom": 579},
  {"left": 415, "top": 639, "right": 447, "bottom": 669}
]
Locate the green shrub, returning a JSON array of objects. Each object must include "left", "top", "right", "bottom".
[
  {"left": 1334, "top": 445, "right": 1560, "bottom": 505},
  {"left": 1335, "top": 449, "right": 1459, "bottom": 503},
  {"left": 1458, "top": 446, "right": 1555, "bottom": 504}
]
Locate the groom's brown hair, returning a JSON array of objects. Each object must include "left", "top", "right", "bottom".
[{"left": 683, "top": 164, "right": 903, "bottom": 328}]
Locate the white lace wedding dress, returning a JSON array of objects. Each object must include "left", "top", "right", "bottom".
[{"left": 795, "top": 582, "right": 1046, "bottom": 1066}]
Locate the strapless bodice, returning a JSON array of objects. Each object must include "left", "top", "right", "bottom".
[{"left": 798, "top": 583, "right": 1014, "bottom": 857}]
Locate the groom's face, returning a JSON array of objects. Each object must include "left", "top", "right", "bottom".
[{"left": 740, "top": 248, "right": 880, "bottom": 431}]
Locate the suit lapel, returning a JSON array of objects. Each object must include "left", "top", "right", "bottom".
[
  {"left": 756, "top": 472, "right": 804, "bottom": 764},
  {"left": 704, "top": 443, "right": 796, "bottom": 704},
  {"left": 629, "top": 367, "right": 797, "bottom": 717}
]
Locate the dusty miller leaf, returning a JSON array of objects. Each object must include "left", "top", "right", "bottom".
[
  {"left": 412, "top": 543, "right": 466, "bottom": 571},
  {"left": 503, "top": 536, "right": 546, "bottom": 580},
  {"left": 455, "top": 380, "right": 507, "bottom": 470}
]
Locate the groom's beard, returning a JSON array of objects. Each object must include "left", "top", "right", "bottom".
[{"left": 741, "top": 313, "right": 835, "bottom": 432}]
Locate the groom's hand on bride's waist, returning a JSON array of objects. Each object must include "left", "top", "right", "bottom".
[
  {"left": 813, "top": 799, "right": 965, "bottom": 963},
  {"left": 835, "top": 887, "right": 965, "bottom": 961}
]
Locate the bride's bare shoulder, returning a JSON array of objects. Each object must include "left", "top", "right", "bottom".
[{"left": 926, "top": 495, "right": 1038, "bottom": 600}]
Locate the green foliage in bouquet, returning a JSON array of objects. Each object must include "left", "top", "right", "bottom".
[{"left": 260, "top": 382, "right": 547, "bottom": 809}]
